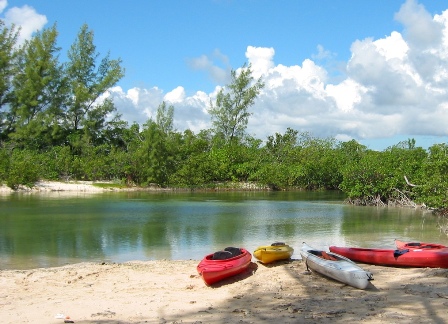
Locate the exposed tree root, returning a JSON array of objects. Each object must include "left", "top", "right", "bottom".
[
  {"left": 387, "top": 188, "right": 425, "bottom": 208},
  {"left": 434, "top": 208, "right": 448, "bottom": 236},
  {"left": 344, "top": 195, "right": 386, "bottom": 207},
  {"left": 345, "top": 189, "right": 427, "bottom": 208}
]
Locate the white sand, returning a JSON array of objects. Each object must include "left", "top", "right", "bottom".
[
  {"left": 0, "top": 181, "right": 132, "bottom": 195},
  {"left": 1, "top": 260, "right": 448, "bottom": 324}
]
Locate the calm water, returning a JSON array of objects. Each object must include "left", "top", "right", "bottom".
[{"left": 1, "top": 190, "right": 447, "bottom": 270}]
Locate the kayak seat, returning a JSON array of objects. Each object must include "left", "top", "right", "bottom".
[
  {"left": 271, "top": 242, "right": 285, "bottom": 246},
  {"left": 224, "top": 247, "right": 242, "bottom": 257},
  {"left": 321, "top": 251, "right": 337, "bottom": 261},
  {"left": 407, "top": 242, "right": 421, "bottom": 247},
  {"left": 394, "top": 249, "right": 410, "bottom": 258},
  {"left": 212, "top": 251, "right": 233, "bottom": 260}
]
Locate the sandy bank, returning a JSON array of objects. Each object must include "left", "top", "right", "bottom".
[
  {"left": 0, "top": 181, "right": 137, "bottom": 195},
  {"left": 1, "top": 259, "right": 448, "bottom": 323},
  {"left": 0, "top": 180, "right": 266, "bottom": 195}
]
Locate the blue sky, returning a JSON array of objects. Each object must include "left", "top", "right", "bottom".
[{"left": 2, "top": 0, "right": 448, "bottom": 150}]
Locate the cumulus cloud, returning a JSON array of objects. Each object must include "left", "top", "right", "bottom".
[
  {"left": 5, "top": 0, "right": 446, "bottom": 146},
  {"left": 107, "top": 85, "right": 211, "bottom": 134},
  {"left": 0, "top": 0, "right": 7, "bottom": 13},
  {"left": 395, "top": 0, "right": 443, "bottom": 49},
  {"left": 164, "top": 86, "right": 186, "bottom": 104},
  {"left": 245, "top": 46, "right": 275, "bottom": 78},
  {"left": 109, "top": 0, "right": 448, "bottom": 146},
  {"left": 1, "top": 3, "right": 47, "bottom": 44},
  {"left": 107, "top": 86, "right": 165, "bottom": 124}
]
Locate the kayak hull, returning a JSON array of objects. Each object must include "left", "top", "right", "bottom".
[
  {"left": 197, "top": 248, "right": 252, "bottom": 285},
  {"left": 300, "top": 243, "right": 373, "bottom": 289},
  {"left": 254, "top": 243, "right": 294, "bottom": 264},
  {"left": 329, "top": 245, "right": 448, "bottom": 268}
]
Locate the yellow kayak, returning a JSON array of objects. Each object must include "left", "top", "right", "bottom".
[{"left": 253, "top": 242, "right": 294, "bottom": 264}]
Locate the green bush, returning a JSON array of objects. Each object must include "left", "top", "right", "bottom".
[{"left": 6, "top": 150, "right": 39, "bottom": 189}]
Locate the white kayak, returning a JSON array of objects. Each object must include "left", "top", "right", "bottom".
[{"left": 300, "top": 242, "right": 373, "bottom": 289}]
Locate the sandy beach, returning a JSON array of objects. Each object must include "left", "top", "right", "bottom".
[
  {"left": 2, "top": 181, "right": 448, "bottom": 323},
  {"left": 1, "top": 259, "right": 448, "bottom": 324},
  {"left": 0, "top": 181, "right": 130, "bottom": 194}
]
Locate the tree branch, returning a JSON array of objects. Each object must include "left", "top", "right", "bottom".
[{"left": 404, "top": 175, "right": 420, "bottom": 187}]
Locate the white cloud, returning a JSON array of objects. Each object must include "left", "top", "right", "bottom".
[
  {"left": 0, "top": 0, "right": 7, "bottom": 13},
  {"left": 245, "top": 46, "right": 275, "bottom": 78},
  {"left": 374, "top": 31, "right": 409, "bottom": 61},
  {"left": 105, "top": 0, "right": 448, "bottom": 146},
  {"left": 1, "top": 0, "right": 443, "bottom": 149},
  {"left": 312, "top": 45, "right": 335, "bottom": 61},
  {"left": 108, "top": 86, "right": 165, "bottom": 124},
  {"left": 164, "top": 86, "right": 185, "bottom": 103},
  {"left": 326, "top": 79, "right": 366, "bottom": 112},
  {"left": 395, "top": 0, "right": 443, "bottom": 49},
  {"left": 108, "top": 86, "right": 211, "bottom": 134},
  {"left": 187, "top": 49, "right": 230, "bottom": 85},
  {"left": 2, "top": 4, "right": 47, "bottom": 44},
  {"left": 0, "top": 1, "right": 445, "bottom": 149}
]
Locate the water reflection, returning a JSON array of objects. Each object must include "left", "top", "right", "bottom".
[{"left": 0, "top": 191, "right": 446, "bottom": 270}]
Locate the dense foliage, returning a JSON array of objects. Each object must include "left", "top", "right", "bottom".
[{"left": 0, "top": 23, "right": 447, "bottom": 208}]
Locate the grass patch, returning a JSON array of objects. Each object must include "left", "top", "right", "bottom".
[{"left": 92, "top": 182, "right": 127, "bottom": 189}]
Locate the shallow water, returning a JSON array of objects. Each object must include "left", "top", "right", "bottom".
[{"left": 1, "top": 190, "right": 446, "bottom": 270}]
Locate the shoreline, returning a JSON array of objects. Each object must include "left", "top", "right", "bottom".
[
  {"left": 1, "top": 259, "right": 448, "bottom": 323},
  {"left": 0, "top": 181, "right": 154, "bottom": 194},
  {"left": 0, "top": 180, "right": 271, "bottom": 195}
]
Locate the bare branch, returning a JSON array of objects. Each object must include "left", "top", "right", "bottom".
[{"left": 404, "top": 175, "right": 420, "bottom": 187}]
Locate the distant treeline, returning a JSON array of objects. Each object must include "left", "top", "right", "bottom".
[{"left": 0, "top": 22, "right": 447, "bottom": 209}]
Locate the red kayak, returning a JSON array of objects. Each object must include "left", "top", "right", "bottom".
[
  {"left": 197, "top": 247, "right": 252, "bottom": 285},
  {"left": 395, "top": 239, "right": 447, "bottom": 250},
  {"left": 329, "top": 245, "right": 448, "bottom": 268}
]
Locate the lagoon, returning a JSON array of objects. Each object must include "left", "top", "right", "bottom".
[{"left": 1, "top": 190, "right": 446, "bottom": 270}]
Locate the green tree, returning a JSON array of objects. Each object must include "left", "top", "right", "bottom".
[
  {"left": 255, "top": 128, "right": 303, "bottom": 188},
  {"left": 383, "top": 141, "right": 426, "bottom": 191},
  {"left": 0, "top": 145, "right": 9, "bottom": 181},
  {"left": 108, "top": 122, "right": 142, "bottom": 185},
  {"left": 134, "top": 102, "right": 176, "bottom": 186},
  {"left": 65, "top": 24, "right": 124, "bottom": 148},
  {"left": 265, "top": 128, "right": 299, "bottom": 164},
  {"left": 230, "top": 136, "right": 263, "bottom": 182},
  {"left": 169, "top": 129, "right": 214, "bottom": 186},
  {"left": 302, "top": 137, "right": 339, "bottom": 189},
  {"left": 340, "top": 150, "right": 397, "bottom": 205},
  {"left": 156, "top": 101, "right": 174, "bottom": 135},
  {"left": 135, "top": 120, "right": 167, "bottom": 185},
  {"left": 413, "top": 144, "right": 448, "bottom": 208},
  {"left": 336, "top": 139, "right": 367, "bottom": 165},
  {"left": 41, "top": 145, "right": 73, "bottom": 181},
  {"left": 208, "top": 63, "right": 264, "bottom": 143},
  {"left": 6, "top": 149, "right": 40, "bottom": 189},
  {"left": 8, "top": 24, "right": 66, "bottom": 148},
  {"left": 0, "top": 21, "right": 20, "bottom": 139}
]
